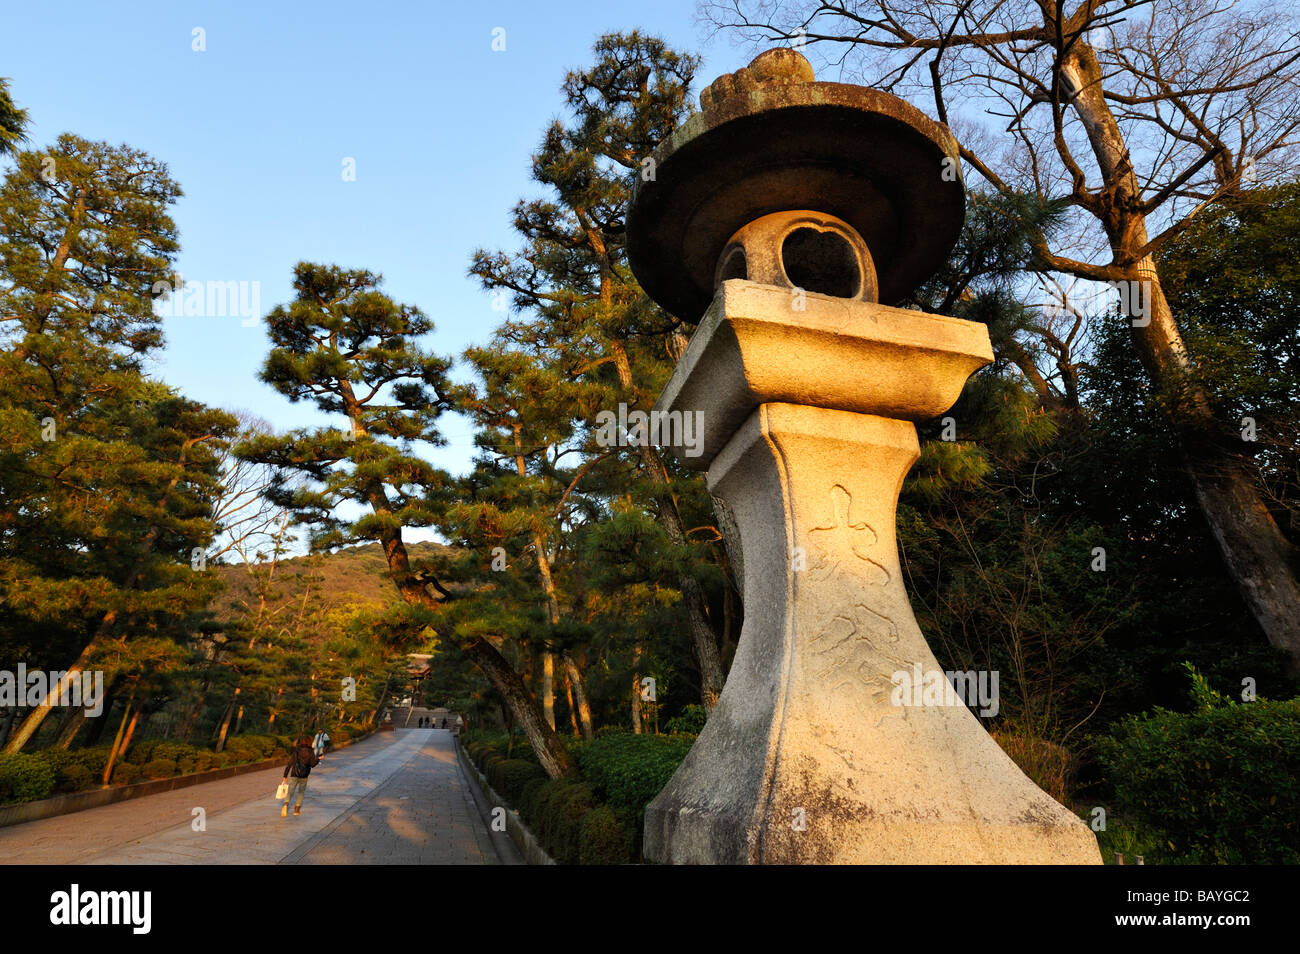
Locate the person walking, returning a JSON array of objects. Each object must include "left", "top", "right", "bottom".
[
  {"left": 281, "top": 736, "right": 320, "bottom": 818},
  {"left": 312, "top": 728, "right": 330, "bottom": 758}
]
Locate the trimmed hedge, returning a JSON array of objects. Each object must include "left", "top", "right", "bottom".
[
  {"left": 0, "top": 752, "right": 57, "bottom": 804},
  {"left": 57, "top": 763, "right": 95, "bottom": 793},
  {"left": 487, "top": 759, "right": 546, "bottom": 804},
  {"left": 575, "top": 731, "right": 695, "bottom": 823},
  {"left": 140, "top": 758, "right": 178, "bottom": 780},
  {"left": 580, "top": 804, "right": 634, "bottom": 865},
  {"left": 1096, "top": 691, "right": 1300, "bottom": 864},
  {"left": 462, "top": 731, "right": 655, "bottom": 864},
  {"left": 0, "top": 725, "right": 366, "bottom": 802}
]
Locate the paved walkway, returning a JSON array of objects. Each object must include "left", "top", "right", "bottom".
[{"left": 0, "top": 729, "right": 519, "bottom": 865}]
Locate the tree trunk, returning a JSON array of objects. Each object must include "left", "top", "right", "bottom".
[
  {"left": 564, "top": 671, "right": 580, "bottom": 738},
  {"left": 542, "top": 650, "right": 556, "bottom": 730},
  {"left": 214, "top": 688, "right": 239, "bottom": 753},
  {"left": 1062, "top": 44, "right": 1300, "bottom": 671},
  {"left": 609, "top": 340, "right": 725, "bottom": 707},
  {"left": 119, "top": 704, "right": 141, "bottom": 756},
  {"left": 464, "top": 636, "right": 578, "bottom": 778},
  {"left": 632, "top": 643, "right": 643, "bottom": 734},
  {"left": 4, "top": 639, "right": 99, "bottom": 753},
  {"left": 54, "top": 706, "right": 87, "bottom": 750},
  {"left": 562, "top": 652, "right": 594, "bottom": 741},
  {"left": 344, "top": 395, "right": 576, "bottom": 776},
  {"left": 102, "top": 696, "right": 138, "bottom": 790},
  {"left": 3, "top": 438, "right": 203, "bottom": 753},
  {"left": 84, "top": 692, "right": 117, "bottom": 747}
]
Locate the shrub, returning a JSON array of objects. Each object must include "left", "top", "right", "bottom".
[
  {"left": 576, "top": 732, "right": 695, "bottom": 822},
  {"left": 193, "top": 751, "right": 216, "bottom": 773},
  {"left": 125, "top": 739, "right": 162, "bottom": 765},
  {"left": 221, "top": 738, "right": 259, "bottom": 763},
  {"left": 152, "top": 742, "right": 197, "bottom": 764},
  {"left": 543, "top": 782, "right": 597, "bottom": 865},
  {"left": 664, "top": 705, "right": 708, "bottom": 735},
  {"left": 527, "top": 782, "right": 569, "bottom": 842},
  {"left": 71, "top": 746, "right": 112, "bottom": 778},
  {"left": 518, "top": 777, "right": 550, "bottom": 822},
  {"left": 1095, "top": 678, "right": 1300, "bottom": 864},
  {"left": 0, "top": 752, "right": 57, "bottom": 803},
  {"left": 579, "top": 804, "right": 634, "bottom": 865},
  {"left": 31, "top": 748, "right": 74, "bottom": 774},
  {"left": 140, "top": 759, "right": 178, "bottom": 780},
  {"left": 487, "top": 759, "right": 546, "bottom": 804},
  {"left": 110, "top": 762, "right": 141, "bottom": 786},
  {"left": 992, "top": 731, "right": 1077, "bottom": 805},
  {"left": 57, "top": 763, "right": 95, "bottom": 793},
  {"left": 176, "top": 757, "right": 196, "bottom": 776}
]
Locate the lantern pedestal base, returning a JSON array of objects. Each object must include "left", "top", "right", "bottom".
[{"left": 642, "top": 403, "right": 1101, "bottom": 864}]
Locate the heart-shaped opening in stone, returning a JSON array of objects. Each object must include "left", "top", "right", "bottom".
[{"left": 781, "top": 227, "right": 860, "bottom": 299}]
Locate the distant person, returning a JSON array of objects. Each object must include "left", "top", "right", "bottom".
[
  {"left": 281, "top": 736, "right": 321, "bottom": 818},
  {"left": 441, "top": 717, "right": 447, "bottom": 729},
  {"left": 312, "top": 728, "right": 330, "bottom": 757}
]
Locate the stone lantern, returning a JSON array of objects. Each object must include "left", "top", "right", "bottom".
[{"left": 626, "top": 49, "right": 1101, "bottom": 864}]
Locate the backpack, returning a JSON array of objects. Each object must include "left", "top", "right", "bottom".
[{"left": 290, "top": 746, "right": 314, "bottom": 778}]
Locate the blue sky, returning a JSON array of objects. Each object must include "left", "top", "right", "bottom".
[{"left": 0, "top": 0, "right": 752, "bottom": 479}]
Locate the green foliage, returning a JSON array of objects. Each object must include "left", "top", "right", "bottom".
[
  {"left": 223, "top": 735, "right": 277, "bottom": 763},
  {"left": 487, "top": 759, "right": 546, "bottom": 804},
  {"left": 110, "top": 762, "right": 141, "bottom": 786},
  {"left": 0, "top": 76, "right": 28, "bottom": 155},
  {"left": 1183, "top": 661, "right": 1233, "bottom": 713},
  {"left": 1095, "top": 670, "right": 1300, "bottom": 863},
  {"left": 574, "top": 731, "right": 694, "bottom": 822},
  {"left": 126, "top": 740, "right": 163, "bottom": 765},
  {"left": 529, "top": 780, "right": 598, "bottom": 865},
  {"left": 151, "top": 742, "right": 197, "bottom": 763},
  {"left": 56, "top": 763, "right": 95, "bottom": 794},
  {"left": 0, "top": 752, "right": 57, "bottom": 803},
  {"left": 140, "top": 758, "right": 177, "bottom": 780},
  {"left": 663, "top": 704, "right": 707, "bottom": 735},
  {"left": 579, "top": 804, "right": 634, "bottom": 864},
  {"left": 69, "top": 746, "right": 111, "bottom": 778}
]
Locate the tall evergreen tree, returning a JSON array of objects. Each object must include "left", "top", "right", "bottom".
[
  {"left": 1, "top": 136, "right": 234, "bottom": 752},
  {"left": 0, "top": 77, "right": 27, "bottom": 157},
  {"left": 239, "top": 263, "right": 579, "bottom": 776},
  {"left": 470, "top": 32, "right": 732, "bottom": 710}
]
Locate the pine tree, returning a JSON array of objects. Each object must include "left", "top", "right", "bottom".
[
  {"left": 240, "top": 263, "right": 580, "bottom": 776},
  {"left": 0, "top": 136, "right": 235, "bottom": 752},
  {"left": 469, "top": 32, "right": 733, "bottom": 710},
  {"left": 0, "top": 77, "right": 27, "bottom": 156}
]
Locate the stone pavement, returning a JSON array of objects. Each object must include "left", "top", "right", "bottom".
[{"left": 0, "top": 729, "right": 520, "bottom": 865}]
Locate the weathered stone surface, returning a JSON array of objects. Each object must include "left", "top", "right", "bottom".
[
  {"left": 653, "top": 280, "right": 995, "bottom": 470},
  {"left": 633, "top": 47, "right": 1100, "bottom": 866},
  {"left": 626, "top": 51, "right": 963, "bottom": 318},
  {"left": 642, "top": 404, "right": 1102, "bottom": 864},
  {"left": 715, "top": 210, "right": 880, "bottom": 304}
]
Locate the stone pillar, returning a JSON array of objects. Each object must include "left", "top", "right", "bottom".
[
  {"left": 644, "top": 400, "right": 1101, "bottom": 863},
  {"left": 626, "top": 47, "right": 1101, "bottom": 865}
]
